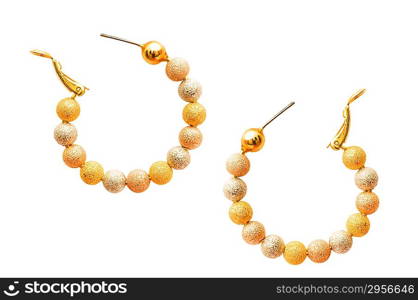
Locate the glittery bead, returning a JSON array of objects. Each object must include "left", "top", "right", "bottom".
[
  {"left": 355, "top": 167, "right": 378, "bottom": 191},
  {"left": 346, "top": 213, "right": 370, "bottom": 237},
  {"left": 342, "top": 146, "right": 366, "bottom": 170},
  {"left": 54, "top": 122, "right": 77, "bottom": 146},
  {"left": 178, "top": 78, "right": 202, "bottom": 102},
  {"left": 242, "top": 221, "right": 265, "bottom": 245},
  {"left": 356, "top": 191, "right": 379, "bottom": 215},
  {"left": 166, "top": 57, "right": 189, "bottom": 81},
  {"left": 261, "top": 234, "right": 285, "bottom": 258},
  {"left": 329, "top": 230, "right": 353, "bottom": 254},
  {"left": 126, "top": 169, "right": 150, "bottom": 193},
  {"left": 80, "top": 161, "right": 104, "bottom": 185},
  {"left": 284, "top": 241, "right": 307, "bottom": 265},
  {"left": 167, "top": 146, "right": 191, "bottom": 170},
  {"left": 149, "top": 161, "right": 173, "bottom": 185},
  {"left": 307, "top": 239, "right": 331, "bottom": 263},
  {"left": 62, "top": 144, "right": 86, "bottom": 168},
  {"left": 229, "top": 201, "right": 253, "bottom": 225},
  {"left": 226, "top": 153, "right": 250, "bottom": 177},
  {"left": 102, "top": 169, "right": 126, "bottom": 193},
  {"left": 179, "top": 126, "right": 202, "bottom": 150},
  {"left": 223, "top": 177, "right": 247, "bottom": 202},
  {"left": 56, "top": 97, "right": 80, "bottom": 122},
  {"left": 182, "top": 103, "right": 206, "bottom": 126}
]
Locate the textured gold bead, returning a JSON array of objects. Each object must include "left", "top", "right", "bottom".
[
  {"left": 62, "top": 144, "right": 86, "bottom": 168},
  {"left": 355, "top": 167, "right": 378, "bottom": 191},
  {"left": 329, "top": 230, "right": 353, "bottom": 254},
  {"left": 241, "top": 128, "right": 265, "bottom": 153},
  {"left": 356, "top": 191, "right": 379, "bottom": 215},
  {"left": 179, "top": 126, "right": 202, "bottom": 150},
  {"left": 165, "top": 57, "right": 189, "bottom": 81},
  {"left": 167, "top": 146, "right": 191, "bottom": 170},
  {"left": 178, "top": 78, "right": 202, "bottom": 102},
  {"left": 102, "top": 169, "right": 126, "bottom": 193},
  {"left": 343, "top": 146, "right": 366, "bottom": 170},
  {"left": 54, "top": 122, "right": 77, "bottom": 146},
  {"left": 80, "top": 161, "right": 104, "bottom": 185},
  {"left": 141, "top": 41, "right": 168, "bottom": 65},
  {"left": 346, "top": 213, "right": 370, "bottom": 237},
  {"left": 149, "top": 161, "right": 173, "bottom": 185},
  {"left": 182, "top": 102, "right": 206, "bottom": 126},
  {"left": 223, "top": 177, "right": 247, "bottom": 202},
  {"left": 56, "top": 97, "right": 80, "bottom": 122},
  {"left": 261, "top": 234, "right": 285, "bottom": 258},
  {"left": 242, "top": 221, "right": 265, "bottom": 245},
  {"left": 226, "top": 153, "right": 250, "bottom": 177},
  {"left": 307, "top": 239, "right": 331, "bottom": 263},
  {"left": 284, "top": 241, "right": 307, "bottom": 265},
  {"left": 126, "top": 169, "right": 150, "bottom": 193},
  {"left": 229, "top": 201, "right": 253, "bottom": 225}
]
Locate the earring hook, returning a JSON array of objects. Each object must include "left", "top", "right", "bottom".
[
  {"left": 100, "top": 33, "right": 144, "bottom": 48},
  {"left": 261, "top": 101, "right": 295, "bottom": 130}
]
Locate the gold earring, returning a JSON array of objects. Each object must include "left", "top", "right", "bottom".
[
  {"left": 31, "top": 34, "right": 206, "bottom": 193},
  {"left": 224, "top": 89, "right": 379, "bottom": 264}
]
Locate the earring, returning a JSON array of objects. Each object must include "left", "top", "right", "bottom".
[
  {"left": 223, "top": 90, "right": 379, "bottom": 265},
  {"left": 31, "top": 34, "right": 205, "bottom": 193}
]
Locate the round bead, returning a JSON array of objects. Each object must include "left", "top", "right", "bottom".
[
  {"left": 80, "top": 161, "right": 104, "bottom": 185},
  {"left": 355, "top": 167, "right": 378, "bottom": 191},
  {"left": 178, "top": 78, "right": 202, "bottom": 102},
  {"left": 223, "top": 177, "right": 247, "bottom": 202},
  {"left": 179, "top": 126, "right": 202, "bottom": 150},
  {"left": 307, "top": 239, "right": 331, "bottom": 263},
  {"left": 226, "top": 153, "right": 250, "bottom": 177},
  {"left": 229, "top": 201, "right": 253, "bottom": 225},
  {"left": 346, "top": 213, "right": 370, "bottom": 237},
  {"left": 56, "top": 97, "right": 80, "bottom": 122},
  {"left": 166, "top": 57, "right": 189, "bottom": 81},
  {"left": 62, "top": 144, "right": 86, "bottom": 168},
  {"left": 241, "top": 128, "right": 265, "bottom": 153},
  {"left": 329, "top": 230, "right": 353, "bottom": 254},
  {"left": 356, "top": 191, "right": 379, "bottom": 215},
  {"left": 283, "top": 241, "right": 307, "bottom": 265},
  {"left": 242, "top": 221, "right": 265, "bottom": 245},
  {"left": 141, "top": 41, "right": 168, "bottom": 65},
  {"left": 261, "top": 234, "right": 285, "bottom": 258},
  {"left": 343, "top": 146, "right": 366, "bottom": 170},
  {"left": 102, "top": 169, "right": 126, "bottom": 193},
  {"left": 149, "top": 161, "right": 173, "bottom": 185},
  {"left": 167, "top": 146, "right": 191, "bottom": 170},
  {"left": 126, "top": 169, "right": 150, "bottom": 193},
  {"left": 54, "top": 122, "right": 77, "bottom": 146},
  {"left": 182, "top": 103, "right": 206, "bottom": 126}
]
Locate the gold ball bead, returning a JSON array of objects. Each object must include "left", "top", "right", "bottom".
[
  {"left": 329, "top": 230, "right": 353, "bottom": 254},
  {"left": 179, "top": 126, "right": 202, "bottom": 150},
  {"left": 261, "top": 234, "right": 285, "bottom": 258},
  {"left": 229, "top": 201, "right": 253, "bottom": 225},
  {"left": 178, "top": 78, "right": 202, "bottom": 102},
  {"left": 149, "top": 161, "right": 173, "bottom": 185},
  {"left": 80, "top": 161, "right": 104, "bottom": 185},
  {"left": 102, "top": 169, "right": 126, "bottom": 193},
  {"left": 356, "top": 191, "right": 379, "bottom": 215},
  {"left": 126, "top": 169, "right": 150, "bottom": 193},
  {"left": 355, "top": 167, "right": 378, "bottom": 191},
  {"left": 226, "top": 153, "right": 250, "bottom": 177},
  {"left": 62, "top": 144, "right": 86, "bottom": 168},
  {"left": 284, "top": 241, "right": 307, "bottom": 265},
  {"left": 182, "top": 102, "right": 206, "bottom": 126},
  {"left": 346, "top": 213, "right": 370, "bottom": 237},
  {"left": 242, "top": 221, "right": 265, "bottom": 245},
  {"left": 241, "top": 128, "right": 265, "bottom": 153},
  {"left": 342, "top": 146, "right": 366, "bottom": 170},
  {"left": 167, "top": 146, "right": 191, "bottom": 170},
  {"left": 54, "top": 122, "right": 77, "bottom": 146},
  {"left": 141, "top": 41, "right": 168, "bottom": 65},
  {"left": 166, "top": 57, "right": 189, "bottom": 81},
  {"left": 307, "top": 239, "right": 331, "bottom": 263},
  {"left": 223, "top": 177, "right": 247, "bottom": 202},
  {"left": 56, "top": 97, "right": 80, "bottom": 122}
]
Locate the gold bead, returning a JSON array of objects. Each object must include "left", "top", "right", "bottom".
[
  {"left": 126, "top": 169, "right": 150, "bottom": 193},
  {"left": 356, "top": 191, "right": 379, "bottom": 215},
  {"left": 102, "top": 169, "right": 126, "bottom": 193},
  {"left": 241, "top": 128, "right": 265, "bottom": 153},
  {"left": 242, "top": 221, "right": 265, "bottom": 245},
  {"left": 182, "top": 103, "right": 206, "bottom": 126},
  {"left": 229, "top": 201, "right": 253, "bottom": 225},
  {"left": 56, "top": 97, "right": 80, "bottom": 122},
  {"left": 178, "top": 78, "right": 202, "bottom": 102},
  {"left": 179, "top": 126, "right": 202, "bottom": 150},
  {"left": 307, "top": 239, "right": 331, "bottom": 263},
  {"left": 54, "top": 122, "right": 77, "bottom": 146},
  {"left": 226, "top": 153, "right": 250, "bottom": 177},
  {"left": 261, "top": 234, "right": 285, "bottom": 258},
  {"left": 62, "top": 144, "right": 86, "bottom": 168},
  {"left": 80, "top": 161, "right": 104, "bottom": 185},
  {"left": 141, "top": 41, "right": 168, "bottom": 65},
  {"left": 149, "top": 161, "right": 173, "bottom": 185},
  {"left": 355, "top": 167, "right": 378, "bottom": 191},
  {"left": 167, "top": 146, "right": 191, "bottom": 170},
  {"left": 223, "top": 177, "right": 247, "bottom": 202},
  {"left": 166, "top": 57, "right": 189, "bottom": 81},
  {"left": 329, "top": 230, "right": 353, "bottom": 254},
  {"left": 283, "top": 241, "right": 307, "bottom": 265},
  {"left": 346, "top": 213, "right": 370, "bottom": 237},
  {"left": 342, "top": 146, "right": 366, "bottom": 170}
]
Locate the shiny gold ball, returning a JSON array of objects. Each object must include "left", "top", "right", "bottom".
[
  {"left": 149, "top": 161, "right": 173, "bottom": 185},
  {"left": 226, "top": 153, "right": 250, "bottom": 177},
  {"left": 283, "top": 241, "right": 307, "bottom": 265},
  {"left": 62, "top": 144, "right": 86, "bottom": 168},
  {"left": 166, "top": 57, "right": 189, "bottom": 81},
  {"left": 346, "top": 213, "right": 370, "bottom": 237},
  {"left": 54, "top": 122, "right": 77, "bottom": 146},
  {"left": 182, "top": 102, "right": 206, "bottom": 126},
  {"left": 167, "top": 146, "right": 191, "bottom": 170},
  {"left": 223, "top": 177, "right": 247, "bottom": 202},
  {"left": 102, "top": 169, "right": 126, "bottom": 193},
  {"left": 178, "top": 78, "right": 202, "bottom": 102},
  {"left": 329, "top": 230, "right": 353, "bottom": 254},
  {"left": 56, "top": 97, "right": 80, "bottom": 122},
  {"left": 355, "top": 167, "right": 378, "bottom": 191},
  {"left": 261, "top": 234, "right": 285, "bottom": 258},
  {"left": 307, "top": 239, "right": 331, "bottom": 263},
  {"left": 242, "top": 221, "right": 265, "bottom": 245},
  {"left": 80, "top": 161, "right": 104, "bottom": 185},
  {"left": 241, "top": 128, "right": 265, "bottom": 153},
  {"left": 342, "top": 146, "right": 366, "bottom": 170},
  {"left": 141, "top": 41, "right": 168, "bottom": 65},
  {"left": 229, "top": 201, "right": 253, "bottom": 225},
  {"left": 179, "top": 126, "right": 202, "bottom": 150},
  {"left": 356, "top": 191, "right": 379, "bottom": 215},
  {"left": 126, "top": 169, "right": 150, "bottom": 193}
]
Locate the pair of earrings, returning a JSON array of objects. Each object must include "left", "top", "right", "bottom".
[{"left": 32, "top": 35, "right": 379, "bottom": 265}]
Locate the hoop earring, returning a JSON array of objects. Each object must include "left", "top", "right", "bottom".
[
  {"left": 223, "top": 90, "right": 379, "bottom": 264},
  {"left": 31, "top": 34, "right": 205, "bottom": 193}
]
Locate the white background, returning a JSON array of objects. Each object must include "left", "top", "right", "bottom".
[{"left": 0, "top": 0, "right": 417, "bottom": 277}]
